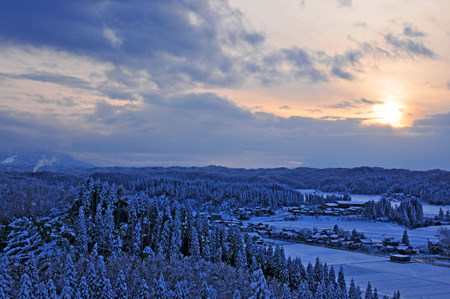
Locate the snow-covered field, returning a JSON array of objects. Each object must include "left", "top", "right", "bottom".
[
  {"left": 247, "top": 215, "right": 448, "bottom": 246},
  {"left": 422, "top": 204, "right": 450, "bottom": 217},
  {"left": 282, "top": 243, "right": 450, "bottom": 299},
  {"left": 296, "top": 189, "right": 381, "bottom": 203}
]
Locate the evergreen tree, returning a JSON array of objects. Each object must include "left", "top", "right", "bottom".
[
  {"left": 189, "top": 227, "right": 200, "bottom": 260},
  {"left": 87, "top": 262, "right": 98, "bottom": 298},
  {"left": 281, "top": 283, "right": 292, "bottom": 299},
  {"left": 76, "top": 206, "right": 89, "bottom": 255},
  {"left": 155, "top": 273, "right": 169, "bottom": 299},
  {"left": 61, "top": 255, "right": 77, "bottom": 299},
  {"left": 137, "top": 279, "right": 150, "bottom": 299},
  {"left": 102, "top": 278, "right": 114, "bottom": 299},
  {"left": 365, "top": 282, "right": 373, "bottom": 299},
  {"left": 402, "top": 230, "right": 410, "bottom": 246},
  {"left": 115, "top": 270, "right": 128, "bottom": 299},
  {"left": 373, "top": 288, "right": 378, "bottom": 299},
  {"left": 18, "top": 273, "right": 33, "bottom": 299},
  {"left": 0, "top": 255, "right": 11, "bottom": 298},
  {"left": 78, "top": 276, "right": 90, "bottom": 299},
  {"left": 249, "top": 269, "right": 271, "bottom": 299},
  {"left": 297, "top": 281, "right": 313, "bottom": 299},
  {"left": 174, "top": 280, "right": 189, "bottom": 299},
  {"left": 348, "top": 279, "right": 360, "bottom": 299},
  {"left": 47, "top": 279, "right": 57, "bottom": 299},
  {"left": 233, "top": 289, "right": 242, "bottom": 299},
  {"left": 35, "top": 281, "right": 48, "bottom": 299},
  {"left": 338, "top": 266, "right": 347, "bottom": 298}
]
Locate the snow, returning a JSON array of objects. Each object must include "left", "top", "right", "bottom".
[
  {"left": 1, "top": 155, "right": 17, "bottom": 164},
  {"left": 422, "top": 204, "right": 450, "bottom": 217},
  {"left": 296, "top": 189, "right": 381, "bottom": 203},
  {"left": 282, "top": 242, "right": 450, "bottom": 299}
]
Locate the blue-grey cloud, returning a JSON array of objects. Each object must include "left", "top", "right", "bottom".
[
  {"left": 329, "top": 98, "right": 383, "bottom": 109},
  {"left": 0, "top": 0, "right": 264, "bottom": 89},
  {"left": 447, "top": 81, "right": 450, "bottom": 89},
  {"left": 0, "top": 71, "right": 91, "bottom": 90},
  {"left": 403, "top": 24, "right": 426, "bottom": 37},
  {"left": 385, "top": 34, "right": 435, "bottom": 58},
  {"left": 1, "top": 93, "right": 449, "bottom": 170}
]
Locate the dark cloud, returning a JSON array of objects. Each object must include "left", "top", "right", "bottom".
[
  {"left": 1, "top": 93, "right": 449, "bottom": 170},
  {"left": 403, "top": 24, "right": 426, "bottom": 37},
  {"left": 0, "top": 71, "right": 91, "bottom": 90},
  {"left": 385, "top": 34, "right": 435, "bottom": 58},
  {"left": 279, "top": 105, "right": 291, "bottom": 110},
  {"left": 329, "top": 98, "right": 383, "bottom": 109},
  {"left": 447, "top": 81, "right": 450, "bottom": 89}
]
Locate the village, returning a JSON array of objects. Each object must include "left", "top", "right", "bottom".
[{"left": 205, "top": 201, "right": 447, "bottom": 264}]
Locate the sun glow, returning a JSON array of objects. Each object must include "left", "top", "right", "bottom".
[{"left": 375, "top": 102, "right": 404, "bottom": 127}]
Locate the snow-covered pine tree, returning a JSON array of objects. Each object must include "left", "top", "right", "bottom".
[
  {"left": 233, "top": 289, "right": 242, "bottom": 299},
  {"left": 102, "top": 278, "right": 114, "bottom": 299},
  {"left": 199, "top": 280, "right": 210, "bottom": 299},
  {"left": 154, "top": 273, "right": 169, "bottom": 299},
  {"left": 373, "top": 288, "right": 379, "bottom": 299},
  {"left": 0, "top": 254, "right": 12, "bottom": 298},
  {"left": 47, "top": 279, "right": 57, "bottom": 299},
  {"left": 189, "top": 227, "right": 200, "bottom": 260},
  {"left": 174, "top": 280, "right": 189, "bottom": 299},
  {"left": 249, "top": 269, "right": 271, "bottom": 299},
  {"left": 402, "top": 230, "right": 410, "bottom": 246},
  {"left": 115, "top": 270, "right": 127, "bottom": 299},
  {"left": 281, "top": 283, "right": 292, "bottom": 299},
  {"left": 297, "top": 281, "right": 313, "bottom": 299},
  {"left": 365, "top": 282, "right": 373, "bottom": 299},
  {"left": 348, "top": 279, "right": 359, "bottom": 299},
  {"left": 61, "top": 255, "right": 77, "bottom": 299},
  {"left": 78, "top": 276, "right": 89, "bottom": 299},
  {"left": 18, "top": 273, "right": 33, "bottom": 299},
  {"left": 76, "top": 206, "right": 89, "bottom": 255},
  {"left": 338, "top": 266, "right": 347, "bottom": 298},
  {"left": 137, "top": 279, "right": 150, "bottom": 299},
  {"left": 35, "top": 281, "right": 48, "bottom": 299}
]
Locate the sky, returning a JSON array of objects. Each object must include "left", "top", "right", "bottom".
[{"left": 0, "top": 0, "right": 449, "bottom": 170}]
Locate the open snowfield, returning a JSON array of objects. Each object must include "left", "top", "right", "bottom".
[
  {"left": 296, "top": 189, "right": 382, "bottom": 204},
  {"left": 422, "top": 204, "right": 450, "bottom": 217},
  {"left": 281, "top": 242, "right": 450, "bottom": 299},
  {"left": 247, "top": 215, "right": 449, "bottom": 246}
]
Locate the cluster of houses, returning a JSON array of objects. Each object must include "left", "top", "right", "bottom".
[
  {"left": 288, "top": 201, "right": 366, "bottom": 216},
  {"left": 232, "top": 207, "right": 275, "bottom": 220}
]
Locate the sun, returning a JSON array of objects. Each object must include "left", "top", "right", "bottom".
[{"left": 375, "top": 102, "right": 403, "bottom": 127}]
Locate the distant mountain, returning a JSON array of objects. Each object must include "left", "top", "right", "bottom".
[{"left": 0, "top": 149, "right": 93, "bottom": 172}]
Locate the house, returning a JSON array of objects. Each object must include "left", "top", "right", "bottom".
[{"left": 390, "top": 254, "right": 411, "bottom": 262}]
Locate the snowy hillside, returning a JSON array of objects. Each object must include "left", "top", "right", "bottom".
[{"left": 0, "top": 149, "right": 93, "bottom": 171}]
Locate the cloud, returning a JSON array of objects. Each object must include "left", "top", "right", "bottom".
[
  {"left": 385, "top": 33, "right": 435, "bottom": 58},
  {"left": 354, "top": 22, "right": 367, "bottom": 28},
  {"left": 447, "top": 81, "right": 450, "bottom": 89},
  {"left": 329, "top": 98, "right": 384, "bottom": 109},
  {"left": 337, "top": 0, "right": 352, "bottom": 7},
  {"left": 279, "top": 105, "right": 291, "bottom": 110},
  {"left": 403, "top": 24, "right": 426, "bottom": 37},
  {"left": 0, "top": 0, "right": 264, "bottom": 89},
  {"left": 0, "top": 71, "right": 91, "bottom": 90},
  {"left": 1, "top": 93, "right": 449, "bottom": 170}
]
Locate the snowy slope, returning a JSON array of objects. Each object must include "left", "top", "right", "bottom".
[{"left": 0, "top": 149, "right": 93, "bottom": 171}]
